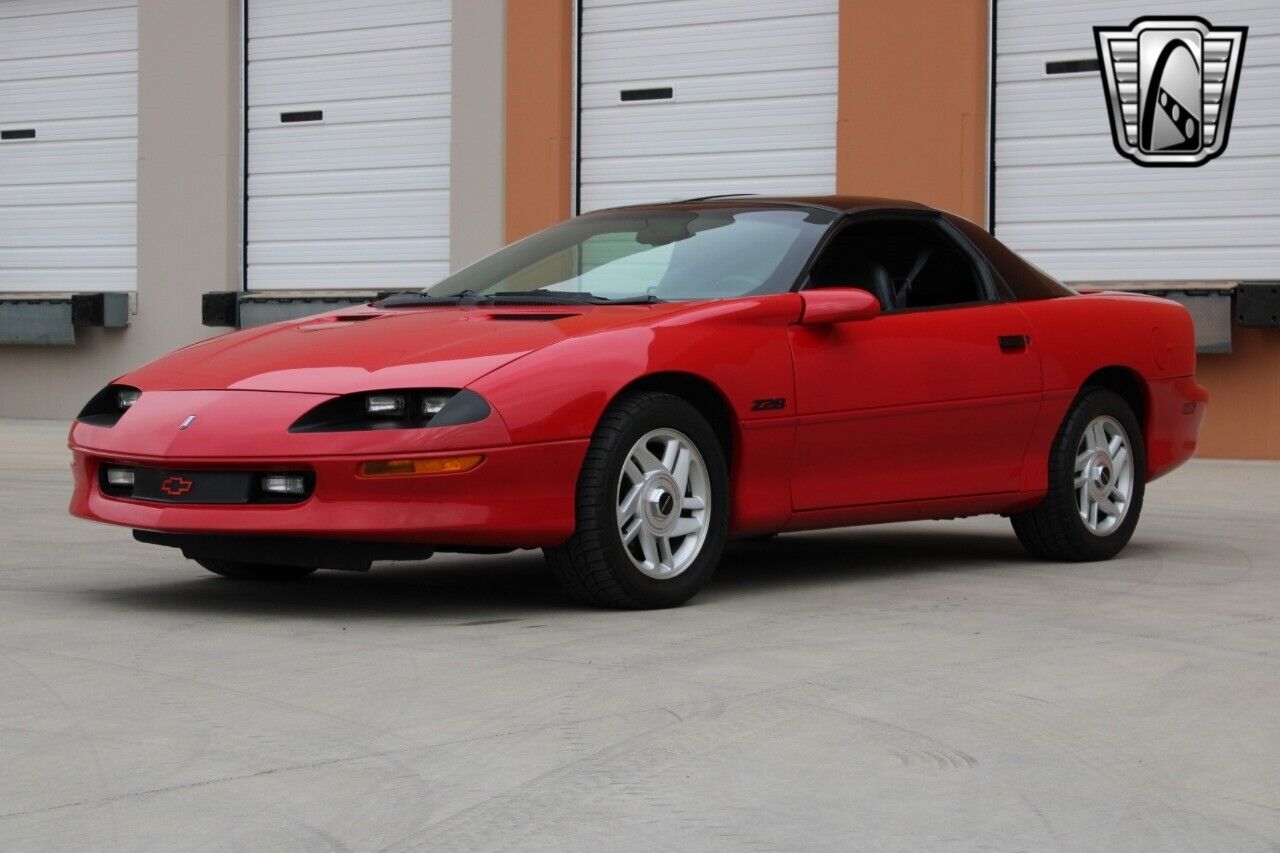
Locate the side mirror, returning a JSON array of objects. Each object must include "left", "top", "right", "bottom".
[{"left": 799, "top": 287, "right": 881, "bottom": 325}]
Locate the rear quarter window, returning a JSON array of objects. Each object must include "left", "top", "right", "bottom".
[{"left": 946, "top": 215, "right": 1074, "bottom": 301}]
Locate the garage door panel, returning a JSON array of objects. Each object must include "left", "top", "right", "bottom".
[
  {"left": 583, "top": 17, "right": 835, "bottom": 84},
  {"left": 994, "top": 0, "right": 1280, "bottom": 282},
  {"left": 0, "top": 0, "right": 136, "bottom": 293},
  {"left": 0, "top": 266, "right": 135, "bottom": 291},
  {"left": 249, "top": 194, "right": 448, "bottom": 242},
  {"left": 249, "top": 21, "right": 448, "bottom": 61},
  {"left": 0, "top": 117, "right": 136, "bottom": 147},
  {"left": 583, "top": 0, "right": 834, "bottom": 32},
  {"left": 0, "top": 6, "right": 135, "bottom": 61},
  {"left": 0, "top": 139, "right": 135, "bottom": 186},
  {"left": 579, "top": 0, "right": 837, "bottom": 212},
  {"left": 250, "top": 165, "right": 449, "bottom": 198},
  {"left": 2, "top": 179, "right": 133, "bottom": 207},
  {"left": 249, "top": 237, "right": 446, "bottom": 265},
  {"left": 996, "top": 0, "right": 1274, "bottom": 55},
  {"left": 248, "top": 0, "right": 448, "bottom": 37},
  {"left": 250, "top": 121, "right": 449, "bottom": 174},
  {"left": 246, "top": 0, "right": 451, "bottom": 290},
  {"left": 998, "top": 125, "right": 1280, "bottom": 168},
  {"left": 0, "top": 75, "right": 136, "bottom": 123},
  {"left": 996, "top": 194, "right": 1280, "bottom": 223},
  {"left": 581, "top": 127, "right": 834, "bottom": 162},
  {"left": 247, "top": 261, "right": 449, "bottom": 291},
  {"left": 0, "top": 245, "right": 134, "bottom": 269},
  {"left": 580, "top": 67, "right": 835, "bottom": 109},
  {"left": 247, "top": 93, "right": 449, "bottom": 130},
  {"left": 0, "top": 203, "right": 134, "bottom": 248},
  {"left": 250, "top": 193, "right": 447, "bottom": 242},
  {"left": 249, "top": 48, "right": 449, "bottom": 107},
  {"left": 1017, "top": 247, "right": 1280, "bottom": 283},
  {"left": 250, "top": 198, "right": 448, "bottom": 241},
  {"left": 583, "top": 97, "right": 837, "bottom": 153},
  {"left": 583, "top": 148, "right": 838, "bottom": 183},
  {"left": 1001, "top": 216, "right": 1280, "bottom": 250},
  {"left": 0, "top": 50, "right": 135, "bottom": 84},
  {"left": 0, "top": 0, "right": 129, "bottom": 18}
]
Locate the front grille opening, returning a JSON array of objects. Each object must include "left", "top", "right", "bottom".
[{"left": 97, "top": 464, "right": 314, "bottom": 505}]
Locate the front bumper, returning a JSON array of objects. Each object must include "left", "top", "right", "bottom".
[
  {"left": 70, "top": 439, "right": 587, "bottom": 548},
  {"left": 68, "top": 389, "right": 587, "bottom": 548}
]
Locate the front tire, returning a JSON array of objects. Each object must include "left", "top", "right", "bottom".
[
  {"left": 1012, "top": 387, "right": 1145, "bottom": 561},
  {"left": 545, "top": 391, "right": 730, "bottom": 608},
  {"left": 196, "top": 559, "right": 317, "bottom": 581}
]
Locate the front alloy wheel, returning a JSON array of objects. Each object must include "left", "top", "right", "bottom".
[
  {"left": 546, "top": 391, "right": 729, "bottom": 608},
  {"left": 616, "top": 428, "right": 711, "bottom": 580}
]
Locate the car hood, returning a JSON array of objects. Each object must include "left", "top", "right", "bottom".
[{"left": 121, "top": 304, "right": 690, "bottom": 394}]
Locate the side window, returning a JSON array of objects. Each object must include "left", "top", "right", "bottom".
[{"left": 808, "top": 218, "right": 989, "bottom": 311}]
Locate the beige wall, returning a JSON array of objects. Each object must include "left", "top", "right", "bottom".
[
  {"left": 0, "top": 0, "right": 241, "bottom": 420},
  {"left": 451, "top": 0, "right": 506, "bottom": 268}
]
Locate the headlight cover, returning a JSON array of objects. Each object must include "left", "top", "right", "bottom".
[
  {"left": 77, "top": 384, "right": 142, "bottom": 427},
  {"left": 289, "top": 389, "right": 491, "bottom": 433}
]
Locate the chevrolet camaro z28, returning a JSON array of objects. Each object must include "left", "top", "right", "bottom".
[{"left": 69, "top": 196, "right": 1207, "bottom": 608}]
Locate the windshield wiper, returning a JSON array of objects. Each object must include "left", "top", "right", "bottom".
[
  {"left": 379, "top": 288, "right": 664, "bottom": 308},
  {"left": 378, "top": 289, "right": 483, "bottom": 307},
  {"left": 485, "top": 289, "right": 665, "bottom": 305}
]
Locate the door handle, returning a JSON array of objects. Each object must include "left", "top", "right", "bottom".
[{"left": 998, "top": 334, "right": 1031, "bottom": 352}]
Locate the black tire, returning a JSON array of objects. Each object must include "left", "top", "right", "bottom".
[
  {"left": 196, "top": 559, "right": 317, "bottom": 581},
  {"left": 544, "top": 391, "right": 730, "bottom": 608},
  {"left": 1011, "top": 387, "right": 1145, "bottom": 561}
]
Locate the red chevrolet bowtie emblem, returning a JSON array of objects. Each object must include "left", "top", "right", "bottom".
[{"left": 160, "top": 476, "right": 194, "bottom": 497}]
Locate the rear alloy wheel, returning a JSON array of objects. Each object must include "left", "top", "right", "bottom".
[
  {"left": 1011, "top": 388, "right": 1145, "bottom": 561},
  {"left": 196, "top": 559, "right": 317, "bottom": 581},
  {"left": 545, "top": 391, "right": 729, "bottom": 608}
]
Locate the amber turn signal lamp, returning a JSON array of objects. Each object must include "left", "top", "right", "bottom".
[{"left": 358, "top": 455, "right": 484, "bottom": 478}]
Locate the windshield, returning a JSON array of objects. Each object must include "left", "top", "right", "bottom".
[{"left": 421, "top": 206, "right": 836, "bottom": 302}]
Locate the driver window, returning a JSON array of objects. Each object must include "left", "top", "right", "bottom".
[{"left": 808, "top": 219, "right": 988, "bottom": 312}]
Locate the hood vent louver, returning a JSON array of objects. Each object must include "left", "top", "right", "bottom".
[{"left": 483, "top": 312, "right": 576, "bottom": 322}]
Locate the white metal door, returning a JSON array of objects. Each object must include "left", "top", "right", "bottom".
[
  {"left": 246, "top": 0, "right": 451, "bottom": 291},
  {"left": 577, "top": 0, "right": 838, "bottom": 213},
  {"left": 0, "top": 0, "right": 137, "bottom": 293},
  {"left": 994, "top": 0, "right": 1280, "bottom": 282}
]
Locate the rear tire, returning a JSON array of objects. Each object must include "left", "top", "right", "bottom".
[
  {"left": 545, "top": 391, "right": 729, "bottom": 608},
  {"left": 1012, "top": 387, "right": 1145, "bottom": 561},
  {"left": 196, "top": 559, "right": 317, "bottom": 581}
]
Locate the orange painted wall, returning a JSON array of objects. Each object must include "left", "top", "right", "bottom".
[
  {"left": 836, "top": 0, "right": 988, "bottom": 224},
  {"left": 505, "top": 0, "right": 574, "bottom": 241},
  {"left": 1195, "top": 329, "right": 1280, "bottom": 459}
]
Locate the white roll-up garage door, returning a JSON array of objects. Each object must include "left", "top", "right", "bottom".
[
  {"left": 994, "top": 1, "right": 1280, "bottom": 282},
  {"left": 0, "top": 0, "right": 137, "bottom": 293},
  {"left": 246, "top": 0, "right": 451, "bottom": 291},
  {"left": 577, "top": 0, "right": 838, "bottom": 213}
]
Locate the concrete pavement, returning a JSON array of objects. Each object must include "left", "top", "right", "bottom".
[{"left": 1, "top": 418, "right": 1278, "bottom": 850}]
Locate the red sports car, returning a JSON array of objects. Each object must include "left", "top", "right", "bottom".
[{"left": 69, "top": 196, "right": 1207, "bottom": 608}]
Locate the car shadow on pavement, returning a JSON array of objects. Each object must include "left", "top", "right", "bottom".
[{"left": 77, "top": 526, "right": 1032, "bottom": 620}]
